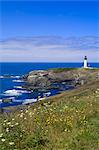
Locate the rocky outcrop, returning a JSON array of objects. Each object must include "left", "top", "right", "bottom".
[
  {"left": 26, "top": 70, "right": 51, "bottom": 88},
  {"left": 22, "top": 68, "right": 99, "bottom": 91},
  {"left": 22, "top": 70, "right": 74, "bottom": 91}
]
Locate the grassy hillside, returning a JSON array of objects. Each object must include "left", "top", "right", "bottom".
[{"left": 0, "top": 81, "right": 99, "bottom": 150}]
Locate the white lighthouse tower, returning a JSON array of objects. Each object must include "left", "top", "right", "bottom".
[{"left": 84, "top": 56, "right": 88, "bottom": 68}]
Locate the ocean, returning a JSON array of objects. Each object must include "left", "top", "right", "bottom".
[{"left": 0, "top": 62, "right": 99, "bottom": 108}]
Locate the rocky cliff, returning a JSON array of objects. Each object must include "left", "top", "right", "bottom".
[{"left": 21, "top": 68, "right": 99, "bottom": 91}]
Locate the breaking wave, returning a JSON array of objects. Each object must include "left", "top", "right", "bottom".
[
  {"left": 0, "top": 99, "right": 2, "bottom": 103},
  {"left": 14, "top": 86, "right": 23, "bottom": 89},
  {"left": 12, "top": 79, "right": 24, "bottom": 83},
  {"left": 0, "top": 76, "right": 4, "bottom": 78},
  {"left": 22, "top": 97, "right": 45, "bottom": 105},
  {"left": 15, "top": 76, "right": 20, "bottom": 78},
  {"left": 4, "top": 89, "right": 22, "bottom": 96},
  {"left": 3, "top": 89, "right": 31, "bottom": 96},
  {"left": 22, "top": 98, "right": 37, "bottom": 105}
]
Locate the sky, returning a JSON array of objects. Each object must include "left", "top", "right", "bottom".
[{"left": 0, "top": 0, "right": 99, "bottom": 62}]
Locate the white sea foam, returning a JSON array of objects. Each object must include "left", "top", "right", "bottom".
[
  {"left": 4, "top": 89, "right": 31, "bottom": 96},
  {"left": 4, "top": 89, "right": 22, "bottom": 96},
  {"left": 22, "top": 98, "right": 37, "bottom": 105},
  {"left": 0, "top": 76, "right": 4, "bottom": 78},
  {"left": 22, "top": 97, "right": 45, "bottom": 105},
  {"left": 7, "top": 97, "right": 15, "bottom": 100},
  {"left": 14, "top": 86, "right": 23, "bottom": 89},
  {"left": 0, "top": 75, "right": 20, "bottom": 79},
  {"left": 44, "top": 92, "right": 51, "bottom": 96},
  {"left": 0, "top": 97, "right": 15, "bottom": 103},
  {"left": 39, "top": 97, "right": 45, "bottom": 101},
  {"left": 0, "top": 75, "right": 15, "bottom": 78},
  {"left": 12, "top": 79, "right": 24, "bottom": 83},
  {"left": 15, "top": 76, "right": 20, "bottom": 78},
  {"left": 12, "top": 99, "right": 23, "bottom": 103},
  {"left": 0, "top": 99, "right": 2, "bottom": 103},
  {"left": 19, "top": 90, "right": 31, "bottom": 94}
]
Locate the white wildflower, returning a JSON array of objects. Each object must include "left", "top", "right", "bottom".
[
  {"left": 7, "top": 122, "right": 11, "bottom": 125},
  {"left": 25, "top": 110, "right": 28, "bottom": 113},
  {"left": 9, "top": 142, "right": 14, "bottom": 145},
  {"left": 28, "top": 106, "right": 30, "bottom": 108},
  {"left": 1, "top": 138, "right": 5, "bottom": 142},
  {"left": 15, "top": 122, "right": 19, "bottom": 126},
  {"left": 6, "top": 128, "right": 9, "bottom": 132},
  {"left": 0, "top": 133, "right": 3, "bottom": 137},
  {"left": 4, "top": 120, "right": 7, "bottom": 123},
  {"left": 10, "top": 124, "right": 14, "bottom": 127},
  {"left": 20, "top": 114, "right": 23, "bottom": 118},
  {"left": 20, "top": 134, "right": 22, "bottom": 137}
]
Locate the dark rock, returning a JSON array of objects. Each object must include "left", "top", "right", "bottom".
[{"left": 21, "top": 70, "right": 75, "bottom": 91}]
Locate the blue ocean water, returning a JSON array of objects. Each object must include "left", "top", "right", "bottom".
[{"left": 0, "top": 62, "right": 99, "bottom": 108}]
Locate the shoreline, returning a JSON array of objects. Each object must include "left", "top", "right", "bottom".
[{"left": 0, "top": 67, "right": 99, "bottom": 110}]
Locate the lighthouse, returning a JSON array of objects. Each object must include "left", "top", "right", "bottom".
[{"left": 84, "top": 56, "right": 88, "bottom": 68}]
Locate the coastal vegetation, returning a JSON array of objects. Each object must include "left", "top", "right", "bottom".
[
  {"left": 49, "top": 68, "right": 77, "bottom": 73},
  {"left": 0, "top": 68, "right": 99, "bottom": 150}
]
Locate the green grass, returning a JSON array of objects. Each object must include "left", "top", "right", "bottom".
[
  {"left": 0, "top": 81, "right": 99, "bottom": 150},
  {"left": 49, "top": 67, "right": 77, "bottom": 73}
]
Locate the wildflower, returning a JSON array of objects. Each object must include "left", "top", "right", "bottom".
[
  {"left": 60, "top": 118, "right": 63, "bottom": 121},
  {"left": 64, "top": 129, "right": 67, "bottom": 132},
  {"left": 34, "top": 108, "right": 36, "bottom": 111},
  {"left": 63, "top": 105, "right": 68, "bottom": 110},
  {"left": 12, "top": 118, "right": 15, "bottom": 121},
  {"left": 6, "top": 128, "right": 9, "bottom": 132},
  {"left": 0, "top": 133, "right": 3, "bottom": 137},
  {"left": 7, "top": 122, "right": 11, "bottom": 125},
  {"left": 28, "top": 105, "right": 30, "bottom": 108},
  {"left": 4, "top": 120, "right": 7, "bottom": 123},
  {"left": 9, "top": 142, "right": 14, "bottom": 145},
  {"left": 15, "top": 123, "right": 19, "bottom": 126},
  {"left": 25, "top": 110, "right": 28, "bottom": 113},
  {"left": 29, "top": 112, "right": 32, "bottom": 115},
  {"left": 1, "top": 138, "right": 5, "bottom": 142},
  {"left": 29, "top": 112, "right": 32, "bottom": 117},
  {"left": 20, "top": 114, "right": 23, "bottom": 118},
  {"left": 38, "top": 106, "right": 41, "bottom": 109},
  {"left": 22, "top": 129, "right": 25, "bottom": 132}
]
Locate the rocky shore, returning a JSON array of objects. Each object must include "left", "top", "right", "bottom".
[
  {"left": 21, "top": 68, "right": 99, "bottom": 92},
  {"left": 1, "top": 68, "right": 98, "bottom": 107}
]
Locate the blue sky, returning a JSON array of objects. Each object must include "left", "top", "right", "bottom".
[
  {"left": 0, "top": 1, "right": 99, "bottom": 39},
  {"left": 0, "top": 1, "right": 99, "bottom": 62}
]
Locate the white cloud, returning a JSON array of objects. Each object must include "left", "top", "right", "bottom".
[{"left": 0, "top": 36, "right": 99, "bottom": 62}]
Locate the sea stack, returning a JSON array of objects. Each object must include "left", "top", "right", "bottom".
[{"left": 84, "top": 56, "right": 88, "bottom": 68}]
